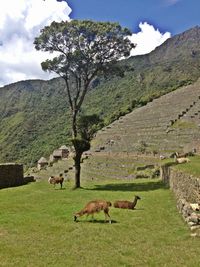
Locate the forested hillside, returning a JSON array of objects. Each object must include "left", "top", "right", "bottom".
[{"left": 0, "top": 26, "right": 200, "bottom": 166}]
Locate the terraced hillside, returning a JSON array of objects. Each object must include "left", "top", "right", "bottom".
[
  {"left": 79, "top": 152, "right": 159, "bottom": 181},
  {"left": 92, "top": 78, "right": 200, "bottom": 156},
  {"left": 33, "top": 77, "right": 200, "bottom": 189}
]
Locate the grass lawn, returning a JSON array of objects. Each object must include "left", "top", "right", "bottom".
[{"left": 0, "top": 178, "right": 199, "bottom": 267}]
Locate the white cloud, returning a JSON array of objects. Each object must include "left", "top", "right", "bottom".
[
  {"left": 0, "top": 1, "right": 171, "bottom": 87},
  {"left": 129, "top": 22, "right": 171, "bottom": 56},
  {"left": 164, "top": 0, "right": 181, "bottom": 6},
  {"left": 0, "top": 0, "right": 71, "bottom": 87}
]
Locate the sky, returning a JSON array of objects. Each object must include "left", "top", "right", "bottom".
[{"left": 0, "top": 0, "right": 199, "bottom": 87}]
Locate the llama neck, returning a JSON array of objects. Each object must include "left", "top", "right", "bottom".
[{"left": 132, "top": 197, "right": 138, "bottom": 208}]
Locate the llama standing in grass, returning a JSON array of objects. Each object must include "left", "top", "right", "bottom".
[
  {"left": 114, "top": 195, "right": 141, "bottom": 209},
  {"left": 48, "top": 173, "right": 64, "bottom": 189},
  {"left": 74, "top": 200, "right": 112, "bottom": 223}
]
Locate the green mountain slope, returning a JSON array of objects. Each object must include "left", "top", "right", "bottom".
[
  {"left": 0, "top": 79, "right": 71, "bottom": 165},
  {"left": 0, "top": 26, "right": 200, "bottom": 166}
]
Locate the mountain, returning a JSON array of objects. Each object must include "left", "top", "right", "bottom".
[
  {"left": 0, "top": 79, "right": 71, "bottom": 165},
  {"left": 0, "top": 26, "right": 200, "bottom": 166}
]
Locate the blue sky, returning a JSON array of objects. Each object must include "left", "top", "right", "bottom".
[
  {"left": 66, "top": 0, "right": 200, "bottom": 35},
  {"left": 0, "top": 0, "right": 199, "bottom": 87}
]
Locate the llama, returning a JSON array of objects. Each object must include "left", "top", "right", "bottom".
[
  {"left": 176, "top": 157, "right": 190, "bottom": 164},
  {"left": 174, "top": 154, "right": 190, "bottom": 164},
  {"left": 74, "top": 200, "right": 112, "bottom": 223},
  {"left": 48, "top": 173, "right": 64, "bottom": 189},
  {"left": 114, "top": 195, "right": 141, "bottom": 209}
]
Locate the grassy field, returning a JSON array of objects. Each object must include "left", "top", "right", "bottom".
[{"left": 0, "top": 177, "right": 199, "bottom": 267}]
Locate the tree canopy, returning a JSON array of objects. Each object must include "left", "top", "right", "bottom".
[
  {"left": 34, "top": 20, "right": 134, "bottom": 77},
  {"left": 34, "top": 20, "right": 135, "bottom": 135}
]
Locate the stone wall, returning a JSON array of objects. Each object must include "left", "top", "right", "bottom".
[
  {"left": 160, "top": 164, "right": 171, "bottom": 185},
  {"left": 169, "top": 169, "right": 200, "bottom": 204},
  {"left": 0, "top": 163, "right": 24, "bottom": 189},
  {"left": 161, "top": 165, "right": 200, "bottom": 233}
]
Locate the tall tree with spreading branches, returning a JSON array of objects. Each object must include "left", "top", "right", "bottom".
[{"left": 34, "top": 20, "right": 135, "bottom": 188}]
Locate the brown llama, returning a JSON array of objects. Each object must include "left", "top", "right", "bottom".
[
  {"left": 114, "top": 195, "right": 141, "bottom": 209},
  {"left": 48, "top": 173, "right": 64, "bottom": 189},
  {"left": 74, "top": 200, "right": 112, "bottom": 223}
]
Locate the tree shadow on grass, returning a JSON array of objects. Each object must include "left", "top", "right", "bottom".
[
  {"left": 85, "top": 180, "right": 167, "bottom": 192},
  {"left": 75, "top": 219, "right": 118, "bottom": 224}
]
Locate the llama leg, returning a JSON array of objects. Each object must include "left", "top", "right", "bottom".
[
  {"left": 85, "top": 213, "right": 94, "bottom": 222},
  {"left": 104, "top": 209, "right": 111, "bottom": 224},
  {"left": 91, "top": 214, "right": 95, "bottom": 221}
]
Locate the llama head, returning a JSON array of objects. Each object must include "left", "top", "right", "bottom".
[
  {"left": 135, "top": 195, "right": 141, "bottom": 200},
  {"left": 74, "top": 210, "right": 84, "bottom": 221}
]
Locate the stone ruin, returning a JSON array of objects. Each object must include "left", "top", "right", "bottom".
[
  {"left": 161, "top": 165, "right": 200, "bottom": 236},
  {"left": 0, "top": 163, "right": 24, "bottom": 189},
  {"left": 0, "top": 163, "right": 35, "bottom": 189}
]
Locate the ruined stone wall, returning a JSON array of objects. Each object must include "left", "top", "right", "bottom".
[
  {"left": 161, "top": 165, "right": 200, "bottom": 232},
  {"left": 169, "top": 169, "right": 200, "bottom": 204},
  {"left": 0, "top": 163, "right": 24, "bottom": 189}
]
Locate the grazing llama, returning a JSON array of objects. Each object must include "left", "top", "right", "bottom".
[{"left": 74, "top": 200, "right": 112, "bottom": 223}]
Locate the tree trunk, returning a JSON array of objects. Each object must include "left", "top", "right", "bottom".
[
  {"left": 74, "top": 152, "right": 82, "bottom": 189},
  {"left": 72, "top": 111, "right": 78, "bottom": 138}
]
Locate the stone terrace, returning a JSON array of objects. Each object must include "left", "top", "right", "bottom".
[{"left": 92, "top": 79, "right": 200, "bottom": 156}]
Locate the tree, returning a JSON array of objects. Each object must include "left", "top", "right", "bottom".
[{"left": 34, "top": 20, "right": 135, "bottom": 188}]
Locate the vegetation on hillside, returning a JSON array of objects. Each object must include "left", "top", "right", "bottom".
[{"left": 0, "top": 26, "right": 200, "bottom": 166}]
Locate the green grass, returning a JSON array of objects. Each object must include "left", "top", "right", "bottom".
[
  {"left": 0, "top": 178, "right": 199, "bottom": 267},
  {"left": 172, "top": 120, "right": 197, "bottom": 129},
  {"left": 174, "top": 155, "right": 200, "bottom": 176}
]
